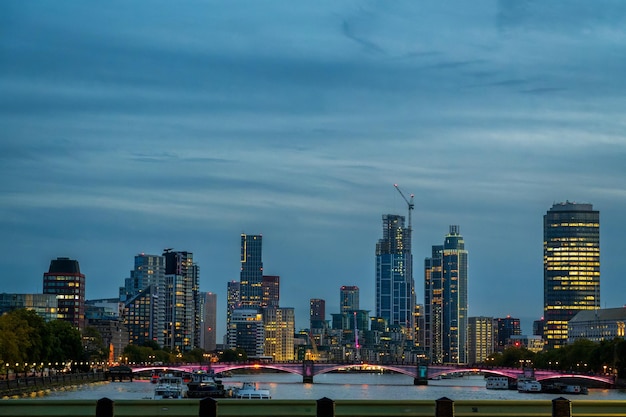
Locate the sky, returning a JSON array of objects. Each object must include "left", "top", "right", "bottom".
[{"left": 2, "top": 1, "right": 626, "bottom": 338}]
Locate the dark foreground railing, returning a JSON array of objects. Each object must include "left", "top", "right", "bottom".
[
  {"left": 0, "top": 372, "right": 106, "bottom": 398},
  {"left": 1, "top": 397, "right": 626, "bottom": 417}
]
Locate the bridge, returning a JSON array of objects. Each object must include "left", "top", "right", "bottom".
[{"left": 130, "top": 362, "right": 615, "bottom": 386}]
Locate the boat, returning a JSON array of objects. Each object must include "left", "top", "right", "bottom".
[
  {"left": 231, "top": 382, "right": 271, "bottom": 399},
  {"left": 153, "top": 374, "right": 188, "bottom": 399},
  {"left": 542, "top": 382, "right": 588, "bottom": 395},
  {"left": 485, "top": 376, "right": 510, "bottom": 390},
  {"left": 517, "top": 378, "right": 542, "bottom": 393},
  {"left": 186, "top": 371, "right": 227, "bottom": 398}
]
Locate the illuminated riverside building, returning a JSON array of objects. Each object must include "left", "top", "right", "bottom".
[
  {"left": 495, "top": 316, "right": 521, "bottom": 352},
  {"left": 567, "top": 307, "right": 626, "bottom": 344},
  {"left": 227, "top": 308, "right": 265, "bottom": 357},
  {"left": 201, "top": 292, "right": 217, "bottom": 351},
  {"left": 424, "top": 226, "right": 468, "bottom": 364},
  {"left": 0, "top": 293, "right": 58, "bottom": 322},
  {"left": 43, "top": 257, "right": 86, "bottom": 330},
  {"left": 543, "top": 202, "right": 600, "bottom": 349},
  {"left": 468, "top": 316, "right": 495, "bottom": 365},
  {"left": 375, "top": 214, "right": 415, "bottom": 339},
  {"left": 261, "top": 275, "right": 280, "bottom": 307},
  {"left": 263, "top": 306, "right": 295, "bottom": 361}
]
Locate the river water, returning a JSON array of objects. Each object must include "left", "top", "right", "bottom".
[{"left": 24, "top": 373, "right": 626, "bottom": 401}]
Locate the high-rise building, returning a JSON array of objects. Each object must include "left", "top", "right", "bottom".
[
  {"left": 226, "top": 281, "right": 241, "bottom": 331},
  {"left": 121, "top": 253, "right": 166, "bottom": 346},
  {"left": 468, "top": 317, "right": 495, "bottom": 365},
  {"left": 163, "top": 249, "right": 200, "bottom": 352},
  {"left": 495, "top": 316, "right": 521, "bottom": 351},
  {"left": 201, "top": 292, "right": 217, "bottom": 352},
  {"left": 240, "top": 234, "right": 263, "bottom": 307},
  {"left": 543, "top": 202, "right": 600, "bottom": 349},
  {"left": 261, "top": 275, "right": 280, "bottom": 307},
  {"left": 424, "top": 226, "right": 468, "bottom": 364},
  {"left": 340, "top": 285, "right": 359, "bottom": 312},
  {"left": 43, "top": 257, "right": 86, "bottom": 330},
  {"left": 375, "top": 214, "right": 415, "bottom": 338},
  {"left": 227, "top": 308, "right": 264, "bottom": 358},
  {"left": 263, "top": 306, "right": 295, "bottom": 361}
]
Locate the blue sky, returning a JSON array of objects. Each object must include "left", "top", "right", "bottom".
[{"left": 2, "top": 1, "right": 625, "bottom": 337}]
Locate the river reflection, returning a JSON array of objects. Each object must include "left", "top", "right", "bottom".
[{"left": 31, "top": 373, "right": 626, "bottom": 401}]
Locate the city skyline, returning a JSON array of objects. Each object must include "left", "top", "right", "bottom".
[{"left": 2, "top": 1, "right": 626, "bottom": 338}]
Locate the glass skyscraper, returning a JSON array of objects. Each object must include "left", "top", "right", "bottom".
[
  {"left": 375, "top": 214, "right": 415, "bottom": 338},
  {"left": 240, "top": 234, "right": 263, "bottom": 307},
  {"left": 543, "top": 201, "right": 600, "bottom": 349},
  {"left": 425, "top": 226, "right": 468, "bottom": 364}
]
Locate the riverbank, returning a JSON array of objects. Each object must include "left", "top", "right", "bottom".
[{"left": 0, "top": 372, "right": 107, "bottom": 399}]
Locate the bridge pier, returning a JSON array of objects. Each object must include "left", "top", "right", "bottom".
[
  {"left": 414, "top": 362, "right": 428, "bottom": 385},
  {"left": 303, "top": 360, "right": 314, "bottom": 384}
]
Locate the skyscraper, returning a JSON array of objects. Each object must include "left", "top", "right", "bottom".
[
  {"left": 468, "top": 317, "right": 495, "bottom": 365},
  {"left": 310, "top": 298, "right": 326, "bottom": 328},
  {"left": 375, "top": 214, "right": 415, "bottom": 337},
  {"left": 543, "top": 202, "right": 600, "bottom": 349},
  {"left": 495, "top": 316, "right": 521, "bottom": 351},
  {"left": 163, "top": 249, "right": 200, "bottom": 351},
  {"left": 226, "top": 281, "right": 241, "bottom": 332},
  {"left": 424, "top": 226, "right": 468, "bottom": 364},
  {"left": 340, "top": 285, "right": 359, "bottom": 312},
  {"left": 43, "top": 257, "right": 86, "bottom": 330},
  {"left": 240, "top": 234, "right": 263, "bottom": 307}
]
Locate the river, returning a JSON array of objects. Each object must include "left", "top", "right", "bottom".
[{"left": 25, "top": 373, "right": 626, "bottom": 401}]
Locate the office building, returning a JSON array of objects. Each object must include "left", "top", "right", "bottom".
[
  {"left": 261, "top": 275, "right": 280, "bottom": 307},
  {"left": 425, "top": 226, "right": 468, "bottom": 364},
  {"left": 124, "top": 285, "right": 159, "bottom": 346},
  {"left": 468, "top": 317, "right": 495, "bottom": 365},
  {"left": 568, "top": 307, "right": 626, "bottom": 344},
  {"left": 310, "top": 298, "right": 326, "bottom": 328},
  {"left": 240, "top": 234, "right": 263, "bottom": 307},
  {"left": 544, "top": 202, "right": 600, "bottom": 349},
  {"left": 263, "top": 306, "right": 295, "bottom": 361},
  {"left": 227, "top": 308, "right": 264, "bottom": 358},
  {"left": 340, "top": 285, "right": 359, "bottom": 312},
  {"left": 0, "top": 293, "right": 58, "bottom": 322},
  {"left": 43, "top": 257, "right": 86, "bottom": 330},
  {"left": 495, "top": 316, "right": 521, "bottom": 352},
  {"left": 375, "top": 214, "right": 415, "bottom": 338}
]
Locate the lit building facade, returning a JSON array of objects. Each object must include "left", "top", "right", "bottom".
[
  {"left": 425, "top": 226, "right": 468, "bottom": 364},
  {"left": 43, "top": 257, "right": 86, "bottom": 330},
  {"left": 568, "top": 307, "right": 626, "bottom": 344},
  {"left": 0, "top": 293, "right": 58, "bottom": 322},
  {"left": 240, "top": 234, "right": 263, "bottom": 307},
  {"left": 544, "top": 202, "right": 600, "bottom": 349},
  {"left": 340, "top": 285, "right": 359, "bottom": 312},
  {"left": 375, "top": 214, "right": 415, "bottom": 339},
  {"left": 226, "top": 280, "right": 241, "bottom": 330},
  {"left": 163, "top": 250, "right": 200, "bottom": 352},
  {"left": 468, "top": 316, "right": 495, "bottom": 365},
  {"left": 124, "top": 285, "right": 158, "bottom": 347},
  {"left": 227, "top": 308, "right": 264, "bottom": 358},
  {"left": 262, "top": 306, "right": 295, "bottom": 361}
]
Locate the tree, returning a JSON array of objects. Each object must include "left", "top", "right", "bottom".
[
  {"left": 47, "top": 320, "right": 84, "bottom": 369},
  {"left": 219, "top": 348, "right": 247, "bottom": 362}
]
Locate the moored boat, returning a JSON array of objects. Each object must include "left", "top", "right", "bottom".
[
  {"left": 153, "top": 374, "right": 188, "bottom": 399},
  {"left": 231, "top": 382, "right": 271, "bottom": 399},
  {"left": 186, "top": 371, "right": 227, "bottom": 398},
  {"left": 485, "top": 376, "right": 510, "bottom": 390},
  {"left": 517, "top": 378, "right": 542, "bottom": 393}
]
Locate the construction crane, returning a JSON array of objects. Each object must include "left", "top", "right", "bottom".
[
  {"left": 394, "top": 183, "right": 415, "bottom": 232},
  {"left": 307, "top": 331, "right": 319, "bottom": 361}
]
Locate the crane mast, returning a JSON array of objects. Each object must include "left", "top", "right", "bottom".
[{"left": 393, "top": 184, "right": 414, "bottom": 232}]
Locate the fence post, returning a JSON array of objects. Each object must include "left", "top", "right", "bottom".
[
  {"left": 317, "top": 397, "right": 335, "bottom": 417},
  {"left": 552, "top": 397, "right": 571, "bottom": 417},
  {"left": 436, "top": 397, "right": 454, "bottom": 417},
  {"left": 96, "top": 397, "right": 114, "bottom": 417},
  {"left": 198, "top": 397, "right": 218, "bottom": 417}
]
